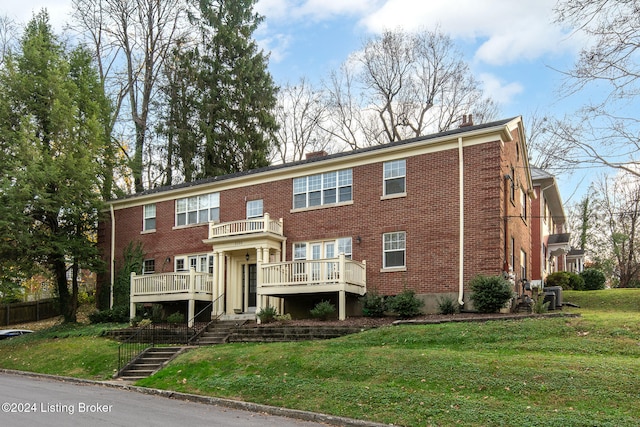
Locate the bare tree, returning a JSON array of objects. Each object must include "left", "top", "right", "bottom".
[
  {"left": 273, "top": 78, "right": 333, "bottom": 163},
  {"left": 71, "top": 0, "right": 187, "bottom": 193},
  {"left": 323, "top": 28, "right": 497, "bottom": 148},
  {"left": 525, "top": 111, "right": 580, "bottom": 174},
  {"left": 0, "top": 15, "right": 18, "bottom": 65},
  {"left": 592, "top": 172, "right": 640, "bottom": 288},
  {"left": 554, "top": 0, "right": 640, "bottom": 176}
]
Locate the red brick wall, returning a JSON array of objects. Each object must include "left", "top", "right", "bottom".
[{"left": 98, "top": 129, "right": 531, "bottom": 302}]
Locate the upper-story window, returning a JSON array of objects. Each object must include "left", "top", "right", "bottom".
[
  {"left": 383, "top": 231, "right": 406, "bottom": 269},
  {"left": 520, "top": 187, "right": 527, "bottom": 220},
  {"left": 383, "top": 159, "right": 406, "bottom": 195},
  {"left": 143, "top": 203, "right": 156, "bottom": 231},
  {"left": 176, "top": 192, "right": 220, "bottom": 226},
  {"left": 293, "top": 169, "right": 352, "bottom": 209},
  {"left": 246, "top": 199, "right": 263, "bottom": 218}
]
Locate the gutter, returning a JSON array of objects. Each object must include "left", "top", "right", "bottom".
[
  {"left": 110, "top": 204, "right": 115, "bottom": 309},
  {"left": 458, "top": 137, "right": 465, "bottom": 306}
]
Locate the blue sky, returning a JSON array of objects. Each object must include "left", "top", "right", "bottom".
[{"left": 4, "top": 0, "right": 593, "bottom": 202}]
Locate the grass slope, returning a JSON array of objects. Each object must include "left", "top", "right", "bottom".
[{"left": 0, "top": 290, "right": 639, "bottom": 426}]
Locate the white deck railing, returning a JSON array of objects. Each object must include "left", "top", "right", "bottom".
[
  {"left": 130, "top": 269, "right": 213, "bottom": 297},
  {"left": 261, "top": 255, "right": 366, "bottom": 290},
  {"left": 209, "top": 212, "right": 283, "bottom": 239}
]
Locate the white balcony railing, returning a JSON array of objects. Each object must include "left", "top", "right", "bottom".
[
  {"left": 209, "top": 212, "right": 283, "bottom": 239},
  {"left": 261, "top": 254, "right": 366, "bottom": 292},
  {"left": 130, "top": 269, "right": 213, "bottom": 298}
]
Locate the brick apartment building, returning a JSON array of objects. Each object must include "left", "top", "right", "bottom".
[
  {"left": 97, "top": 116, "right": 536, "bottom": 323},
  {"left": 530, "top": 167, "right": 584, "bottom": 287}
]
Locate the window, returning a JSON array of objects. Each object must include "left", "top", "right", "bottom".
[
  {"left": 510, "top": 237, "right": 515, "bottom": 271},
  {"left": 383, "top": 232, "right": 406, "bottom": 268},
  {"left": 520, "top": 249, "right": 527, "bottom": 280},
  {"left": 143, "top": 259, "right": 155, "bottom": 274},
  {"left": 246, "top": 199, "right": 263, "bottom": 218},
  {"left": 143, "top": 204, "right": 156, "bottom": 231},
  {"left": 520, "top": 188, "right": 527, "bottom": 220},
  {"left": 293, "top": 169, "right": 352, "bottom": 209},
  {"left": 175, "top": 254, "right": 213, "bottom": 273},
  {"left": 292, "top": 238, "right": 352, "bottom": 260},
  {"left": 509, "top": 167, "right": 515, "bottom": 202},
  {"left": 383, "top": 159, "right": 406, "bottom": 195},
  {"left": 176, "top": 193, "right": 219, "bottom": 226}
]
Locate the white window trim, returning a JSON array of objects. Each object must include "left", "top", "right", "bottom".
[
  {"left": 292, "top": 169, "right": 353, "bottom": 211},
  {"left": 175, "top": 192, "right": 220, "bottom": 228},
  {"left": 246, "top": 199, "right": 264, "bottom": 219},
  {"left": 142, "top": 203, "right": 156, "bottom": 233},
  {"left": 381, "top": 231, "right": 406, "bottom": 271},
  {"left": 174, "top": 253, "right": 214, "bottom": 273},
  {"left": 382, "top": 159, "right": 406, "bottom": 198}
]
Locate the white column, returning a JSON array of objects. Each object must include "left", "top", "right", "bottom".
[
  {"left": 129, "top": 272, "right": 136, "bottom": 324},
  {"left": 338, "top": 290, "right": 346, "bottom": 320},
  {"left": 211, "top": 252, "right": 220, "bottom": 320},
  {"left": 255, "top": 247, "right": 262, "bottom": 321},
  {"left": 217, "top": 251, "right": 225, "bottom": 316},
  {"left": 187, "top": 299, "right": 195, "bottom": 327}
]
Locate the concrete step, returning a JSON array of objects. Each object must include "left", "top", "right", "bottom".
[{"left": 117, "top": 346, "right": 186, "bottom": 381}]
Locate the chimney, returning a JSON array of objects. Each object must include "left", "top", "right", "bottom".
[
  {"left": 305, "top": 150, "right": 328, "bottom": 160},
  {"left": 459, "top": 114, "right": 474, "bottom": 128}
]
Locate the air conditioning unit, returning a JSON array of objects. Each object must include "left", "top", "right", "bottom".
[{"left": 543, "top": 286, "right": 563, "bottom": 308}]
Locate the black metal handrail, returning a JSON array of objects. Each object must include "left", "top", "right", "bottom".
[{"left": 116, "top": 301, "right": 218, "bottom": 375}]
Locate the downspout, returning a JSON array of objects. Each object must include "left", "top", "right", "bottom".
[
  {"left": 458, "top": 137, "right": 465, "bottom": 307},
  {"left": 110, "top": 204, "right": 115, "bottom": 310}
]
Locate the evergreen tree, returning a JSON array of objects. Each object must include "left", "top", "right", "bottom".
[
  {"left": 162, "top": 0, "right": 278, "bottom": 182},
  {"left": 0, "top": 11, "right": 109, "bottom": 322}
]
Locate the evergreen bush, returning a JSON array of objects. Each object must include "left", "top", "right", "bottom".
[
  {"left": 437, "top": 295, "right": 458, "bottom": 315},
  {"left": 387, "top": 290, "right": 424, "bottom": 318},
  {"left": 310, "top": 300, "right": 336, "bottom": 320},
  {"left": 88, "top": 305, "right": 130, "bottom": 323},
  {"left": 257, "top": 306, "right": 278, "bottom": 323},
  {"left": 166, "top": 312, "right": 185, "bottom": 324},
  {"left": 580, "top": 268, "right": 606, "bottom": 290},
  {"left": 469, "top": 275, "right": 514, "bottom": 313},
  {"left": 361, "top": 291, "right": 387, "bottom": 317}
]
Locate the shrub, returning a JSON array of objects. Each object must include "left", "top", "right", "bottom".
[
  {"left": 137, "top": 318, "right": 153, "bottom": 327},
  {"left": 531, "top": 290, "right": 550, "bottom": 314},
  {"left": 580, "top": 268, "right": 606, "bottom": 291},
  {"left": 387, "top": 290, "right": 424, "bottom": 318},
  {"left": 257, "top": 306, "right": 278, "bottom": 323},
  {"left": 545, "top": 271, "right": 571, "bottom": 289},
  {"left": 437, "top": 295, "right": 458, "bottom": 315},
  {"left": 568, "top": 272, "right": 585, "bottom": 291},
  {"left": 310, "top": 300, "right": 336, "bottom": 321},
  {"left": 545, "top": 271, "right": 585, "bottom": 290},
  {"left": 274, "top": 313, "right": 292, "bottom": 322},
  {"left": 166, "top": 312, "right": 185, "bottom": 324},
  {"left": 88, "top": 305, "right": 130, "bottom": 323},
  {"left": 361, "top": 291, "right": 387, "bottom": 317},
  {"left": 469, "top": 275, "right": 514, "bottom": 313}
]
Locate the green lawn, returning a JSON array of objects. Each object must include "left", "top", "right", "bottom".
[{"left": 1, "top": 290, "right": 640, "bottom": 426}]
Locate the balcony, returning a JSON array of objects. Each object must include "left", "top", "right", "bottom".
[
  {"left": 208, "top": 213, "right": 283, "bottom": 240},
  {"left": 260, "top": 254, "right": 366, "bottom": 296},
  {"left": 130, "top": 270, "right": 213, "bottom": 301}
]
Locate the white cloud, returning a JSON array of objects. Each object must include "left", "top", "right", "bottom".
[
  {"left": 479, "top": 73, "right": 523, "bottom": 106},
  {"left": 257, "top": 0, "right": 380, "bottom": 22},
  {"left": 2, "top": 0, "right": 72, "bottom": 31},
  {"left": 359, "top": 0, "right": 577, "bottom": 66}
]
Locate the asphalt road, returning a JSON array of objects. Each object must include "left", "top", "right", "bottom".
[{"left": 0, "top": 373, "right": 335, "bottom": 427}]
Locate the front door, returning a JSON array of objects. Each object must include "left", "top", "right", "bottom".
[{"left": 244, "top": 263, "right": 257, "bottom": 311}]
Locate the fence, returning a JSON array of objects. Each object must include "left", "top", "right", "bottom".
[{"left": 0, "top": 298, "right": 60, "bottom": 326}]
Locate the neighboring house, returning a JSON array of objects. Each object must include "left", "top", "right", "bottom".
[
  {"left": 97, "top": 116, "right": 535, "bottom": 323},
  {"left": 530, "top": 166, "right": 584, "bottom": 287}
]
